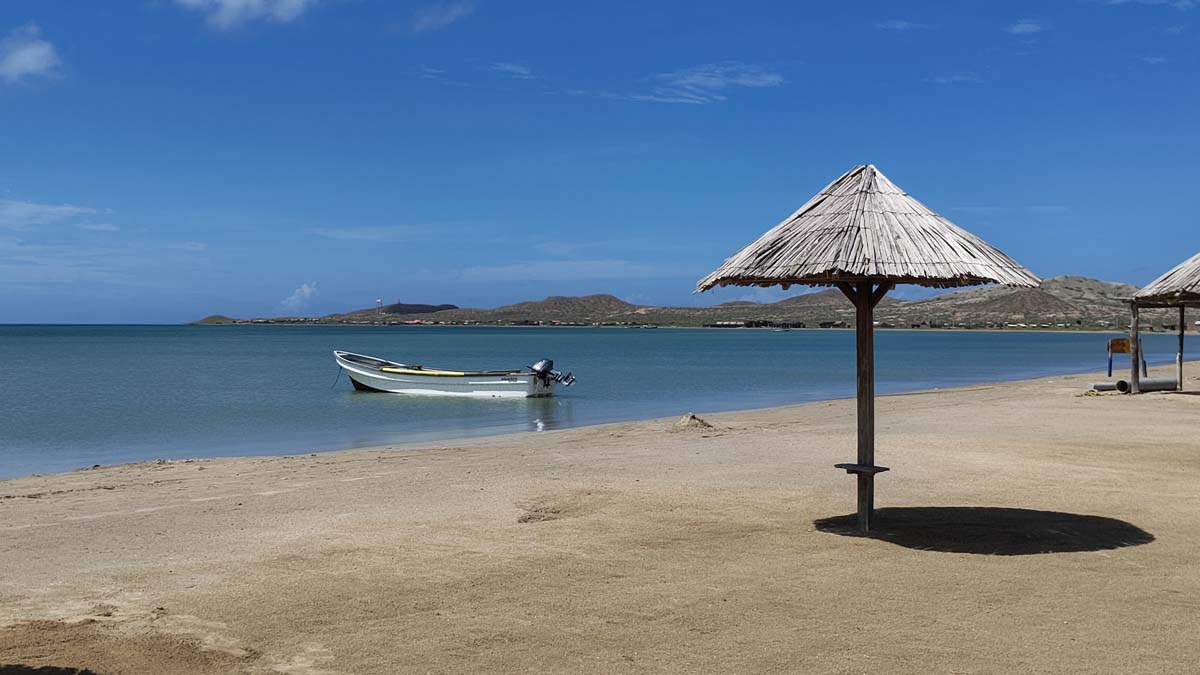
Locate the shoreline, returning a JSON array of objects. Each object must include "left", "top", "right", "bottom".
[{"left": 185, "top": 321, "right": 1176, "bottom": 336}]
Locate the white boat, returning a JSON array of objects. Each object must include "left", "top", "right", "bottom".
[{"left": 333, "top": 351, "right": 575, "bottom": 398}]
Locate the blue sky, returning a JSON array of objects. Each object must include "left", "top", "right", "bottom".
[{"left": 1, "top": 0, "right": 1197, "bottom": 322}]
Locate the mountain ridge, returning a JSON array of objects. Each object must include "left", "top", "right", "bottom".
[{"left": 196, "top": 276, "right": 1184, "bottom": 329}]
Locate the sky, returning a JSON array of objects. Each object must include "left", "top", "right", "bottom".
[{"left": 0, "top": 0, "right": 1197, "bottom": 323}]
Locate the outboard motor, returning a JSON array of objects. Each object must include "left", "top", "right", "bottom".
[{"left": 530, "top": 358, "right": 576, "bottom": 386}]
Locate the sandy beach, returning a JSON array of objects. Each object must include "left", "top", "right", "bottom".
[{"left": 2, "top": 363, "right": 1199, "bottom": 674}]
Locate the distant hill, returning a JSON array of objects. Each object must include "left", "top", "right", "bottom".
[
  {"left": 191, "top": 314, "right": 237, "bottom": 325},
  {"left": 204, "top": 275, "right": 1182, "bottom": 330},
  {"left": 398, "top": 295, "right": 641, "bottom": 324},
  {"left": 326, "top": 301, "right": 458, "bottom": 322},
  {"left": 774, "top": 288, "right": 899, "bottom": 308}
]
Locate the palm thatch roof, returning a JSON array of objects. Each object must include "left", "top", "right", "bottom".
[
  {"left": 1133, "top": 251, "right": 1200, "bottom": 307},
  {"left": 696, "top": 165, "right": 1041, "bottom": 291}
]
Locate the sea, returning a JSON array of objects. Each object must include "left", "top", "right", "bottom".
[{"left": 0, "top": 325, "right": 1187, "bottom": 479}]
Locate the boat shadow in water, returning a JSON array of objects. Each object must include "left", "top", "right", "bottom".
[{"left": 813, "top": 506, "right": 1154, "bottom": 555}]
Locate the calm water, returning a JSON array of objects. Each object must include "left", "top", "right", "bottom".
[{"left": 0, "top": 325, "right": 1186, "bottom": 478}]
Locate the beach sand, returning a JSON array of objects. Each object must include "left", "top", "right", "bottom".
[{"left": 2, "top": 364, "right": 1199, "bottom": 674}]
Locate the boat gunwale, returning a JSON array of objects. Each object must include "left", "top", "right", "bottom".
[{"left": 334, "top": 351, "right": 533, "bottom": 378}]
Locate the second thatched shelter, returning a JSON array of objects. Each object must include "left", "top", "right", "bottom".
[
  {"left": 1127, "top": 251, "right": 1200, "bottom": 393},
  {"left": 698, "top": 164, "right": 1040, "bottom": 531}
]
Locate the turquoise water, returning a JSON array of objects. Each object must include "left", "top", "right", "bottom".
[{"left": 0, "top": 325, "right": 1187, "bottom": 479}]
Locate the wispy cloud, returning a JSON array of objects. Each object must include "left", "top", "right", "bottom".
[
  {"left": 1006, "top": 19, "right": 1047, "bottom": 35},
  {"left": 1140, "top": 55, "right": 1168, "bottom": 63},
  {"left": 925, "top": 73, "right": 983, "bottom": 85},
  {"left": 412, "top": 1, "right": 474, "bottom": 32},
  {"left": 0, "top": 24, "right": 60, "bottom": 84},
  {"left": 1105, "top": 0, "right": 1197, "bottom": 9},
  {"left": 0, "top": 199, "right": 102, "bottom": 230},
  {"left": 950, "top": 205, "right": 1069, "bottom": 215},
  {"left": 0, "top": 236, "right": 206, "bottom": 286},
  {"left": 459, "top": 259, "right": 689, "bottom": 282},
  {"left": 280, "top": 281, "right": 318, "bottom": 313},
  {"left": 167, "top": 241, "right": 207, "bottom": 252},
  {"left": 488, "top": 62, "right": 536, "bottom": 80},
  {"left": 418, "top": 65, "right": 469, "bottom": 87},
  {"left": 308, "top": 226, "right": 420, "bottom": 242},
  {"left": 535, "top": 241, "right": 593, "bottom": 256},
  {"left": 620, "top": 62, "right": 786, "bottom": 105},
  {"left": 175, "top": 0, "right": 318, "bottom": 30},
  {"left": 78, "top": 223, "right": 119, "bottom": 232},
  {"left": 1166, "top": 24, "right": 1186, "bottom": 33},
  {"left": 875, "top": 20, "right": 930, "bottom": 30}
]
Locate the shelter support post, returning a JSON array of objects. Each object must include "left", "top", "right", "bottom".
[
  {"left": 1130, "top": 303, "right": 1141, "bottom": 394},
  {"left": 855, "top": 282, "right": 874, "bottom": 531},
  {"left": 1180, "top": 307, "right": 1186, "bottom": 392},
  {"left": 834, "top": 281, "right": 893, "bottom": 533}
]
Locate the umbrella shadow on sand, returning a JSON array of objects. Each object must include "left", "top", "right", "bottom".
[
  {"left": 813, "top": 507, "right": 1154, "bottom": 555},
  {"left": 0, "top": 662, "right": 97, "bottom": 667}
]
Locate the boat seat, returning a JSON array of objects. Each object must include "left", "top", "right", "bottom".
[{"left": 379, "top": 367, "right": 469, "bottom": 377}]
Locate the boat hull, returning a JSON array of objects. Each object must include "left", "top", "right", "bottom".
[{"left": 334, "top": 352, "right": 554, "bottom": 398}]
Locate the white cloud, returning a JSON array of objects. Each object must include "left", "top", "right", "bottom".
[
  {"left": 459, "top": 259, "right": 688, "bottom": 282},
  {"left": 1141, "top": 55, "right": 1168, "bottom": 63},
  {"left": 1006, "top": 19, "right": 1047, "bottom": 35},
  {"left": 488, "top": 62, "right": 536, "bottom": 80},
  {"left": 308, "top": 226, "right": 422, "bottom": 242},
  {"left": 1166, "top": 24, "right": 1186, "bottom": 33},
  {"left": 625, "top": 62, "right": 785, "bottom": 105},
  {"left": 0, "top": 24, "right": 60, "bottom": 84},
  {"left": 0, "top": 199, "right": 102, "bottom": 229},
  {"left": 175, "top": 0, "right": 318, "bottom": 30},
  {"left": 280, "top": 282, "right": 318, "bottom": 312},
  {"left": 875, "top": 20, "right": 930, "bottom": 30},
  {"left": 78, "top": 223, "right": 119, "bottom": 232},
  {"left": 412, "top": 2, "right": 474, "bottom": 32}
]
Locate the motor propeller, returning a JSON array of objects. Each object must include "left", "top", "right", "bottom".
[{"left": 530, "top": 358, "right": 576, "bottom": 387}]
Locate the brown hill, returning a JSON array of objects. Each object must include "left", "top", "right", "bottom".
[
  {"left": 773, "top": 288, "right": 899, "bottom": 308},
  {"left": 224, "top": 275, "right": 1167, "bottom": 329},
  {"left": 399, "top": 295, "right": 641, "bottom": 324},
  {"left": 191, "top": 314, "right": 237, "bottom": 325}
]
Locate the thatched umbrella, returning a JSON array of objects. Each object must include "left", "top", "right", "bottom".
[
  {"left": 1128, "top": 251, "right": 1200, "bottom": 393},
  {"left": 697, "top": 164, "right": 1040, "bottom": 532}
]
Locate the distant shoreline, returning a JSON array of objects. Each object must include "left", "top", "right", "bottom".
[{"left": 185, "top": 322, "right": 1178, "bottom": 337}]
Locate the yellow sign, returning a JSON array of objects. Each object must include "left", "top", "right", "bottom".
[{"left": 1108, "top": 338, "right": 1131, "bottom": 354}]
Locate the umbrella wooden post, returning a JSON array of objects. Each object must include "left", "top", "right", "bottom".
[
  {"left": 854, "top": 283, "right": 876, "bottom": 531},
  {"left": 834, "top": 281, "right": 893, "bottom": 533}
]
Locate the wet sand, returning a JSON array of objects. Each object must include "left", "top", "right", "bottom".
[{"left": 2, "top": 364, "right": 1199, "bottom": 674}]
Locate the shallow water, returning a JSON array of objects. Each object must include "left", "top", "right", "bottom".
[{"left": 0, "top": 325, "right": 1186, "bottom": 478}]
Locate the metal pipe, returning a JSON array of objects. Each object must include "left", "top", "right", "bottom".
[
  {"left": 1117, "top": 378, "right": 1178, "bottom": 393},
  {"left": 1090, "top": 382, "right": 1119, "bottom": 392}
]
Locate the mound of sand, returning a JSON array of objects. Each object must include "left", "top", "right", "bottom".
[{"left": 671, "top": 412, "right": 715, "bottom": 432}]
